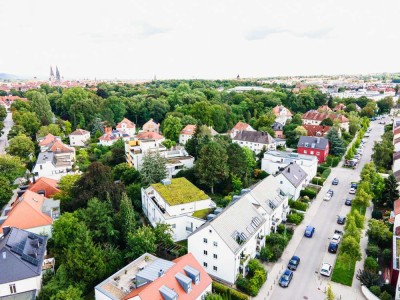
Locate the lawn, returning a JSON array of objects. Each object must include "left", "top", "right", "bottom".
[
  {"left": 192, "top": 208, "right": 214, "bottom": 219},
  {"left": 331, "top": 253, "right": 356, "bottom": 286}
]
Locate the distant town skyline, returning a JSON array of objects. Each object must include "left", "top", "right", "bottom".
[{"left": 0, "top": 0, "right": 399, "bottom": 80}]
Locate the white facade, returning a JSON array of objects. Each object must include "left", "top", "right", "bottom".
[
  {"left": 69, "top": 131, "right": 90, "bottom": 147},
  {"left": 0, "top": 276, "right": 42, "bottom": 298},
  {"left": 32, "top": 153, "right": 74, "bottom": 180},
  {"left": 179, "top": 133, "right": 193, "bottom": 145},
  {"left": 275, "top": 173, "right": 306, "bottom": 200},
  {"left": 233, "top": 138, "right": 276, "bottom": 154},
  {"left": 261, "top": 150, "right": 318, "bottom": 182}
]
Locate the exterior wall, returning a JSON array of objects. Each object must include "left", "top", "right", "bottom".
[
  {"left": 179, "top": 133, "right": 193, "bottom": 145},
  {"left": 119, "top": 123, "right": 136, "bottom": 137},
  {"left": 26, "top": 225, "right": 53, "bottom": 238},
  {"left": 233, "top": 140, "right": 276, "bottom": 154},
  {"left": 69, "top": 133, "right": 90, "bottom": 146},
  {"left": 276, "top": 175, "right": 305, "bottom": 200},
  {"left": 302, "top": 118, "right": 349, "bottom": 132},
  {"left": 32, "top": 162, "right": 70, "bottom": 179},
  {"left": 196, "top": 283, "right": 212, "bottom": 300},
  {"left": 0, "top": 275, "right": 42, "bottom": 297},
  {"left": 274, "top": 130, "right": 284, "bottom": 138},
  {"left": 99, "top": 139, "right": 116, "bottom": 146},
  {"left": 275, "top": 114, "right": 291, "bottom": 126},
  {"left": 297, "top": 146, "right": 329, "bottom": 163}
]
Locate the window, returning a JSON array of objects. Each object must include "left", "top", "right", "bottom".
[
  {"left": 204, "top": 250, "right": 208, "bottom": 255},
  {"left": 316, "top": 151, "right": 320, "bottom": 156},
  {"left": 213, "top": 241, "right": 218, "bottom": 247},
  {"left": 304, "top": 150, "right": 307, "bottom": 154},
  {"left": 171, "top": 224, "right": 176, "bottom": 228},
  {"left": 9, "top": 284, "right": 16, "bottom": 294},
  {"left": 310, "top": 151, "right": 314, "bottom": 155},
  {"left": 203, "top": 238, "right": 208, "bottom": 244},
  {"left": 203, "top": 262, "right": 208, "bottom": 267},
  {"left": 213, "top": 254, "right": 218, "bottom": 259},
  {"left": 213, "top": 266, "right": 218, "bottom": 271},
  {"left": 209, "top": 229, "right": 212, "bottom": 233}
]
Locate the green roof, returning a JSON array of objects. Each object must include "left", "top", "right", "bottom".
[{"left": 152, "top": 178, "right": 209, "bottom": 206}]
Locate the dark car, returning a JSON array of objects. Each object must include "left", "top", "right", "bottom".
[
  {"left": 345, "top": 198, "right": 352, "bottom": 206},
  {"left": 288, "top": 256, "right": 301, "bottom": 271},
  {"left": 279, "top": 269, "right": 293, "bottom": 287},
  {"left": 328, "top": 242, "right": 339, "bottom": 253},
  {"left": 304, "top": 225, "right": 315, "bottom": 238},
  {"left": 328, "top": 189, "right": 334, "bottom": 196},
  {"left": 332, "top": 178, "right": 339, "bottom": 185},
  {"left": 337, "top": 216, "right": 346, "bottom": 225},
  {"left": 351, "top": 183, "right": 358, "bottom": 189}
]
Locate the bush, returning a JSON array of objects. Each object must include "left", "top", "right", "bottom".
[
  {"left": 235, "top": 260, "right": 267, "bottom": 297},
  {"left": 366, "top": 244, "right": 380, "bottom": 258},
  {"left": 380, "top": 284, "right": 396, "bottom": 297},
  {"left": 382, "top": 249, "right": 392, "bottom": 266},
  {"left": 212, "top": 282, "right": 249, "bottom": 300},
  {"left": 317, "top": 165, "right": 328, "bottom": 173},
  {"left": 311, "top": 177, "right": 325, "bottom": 185},
  {"left": 321, "top": 168, "right": 331, "bottom": 179},
  {"left": 288, "top": 200, "right": 308, "bottom": 211},
  {"left": 300, "top": 188, "right": 317, "bottom": 199},
  {"left": 379, "top": 291, "right": 392, "bottom": 300},
  {"left": 371, "top": 210, "right": 383, "bottom": 220},
  {"left": 326, "top": 155, "right": 340, "bottom": 167},
  {"left": 286, "top": 213, "right": 304, "bottom": 225},
  {"left": 369, "top": 285, "right": 381, "bottom": 297},
  {"left": 364, "top": 256, "right": 379, "bottom": 272}
]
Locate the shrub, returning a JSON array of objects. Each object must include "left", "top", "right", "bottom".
[
  {"left": 379, "top": 291, "right": 392, "bottom": 300},
  {"left": 288, "top": 200, "right": 308, "bottom": 211},
  {"left": 321, "top": 168, "right": 331, "bottom": 179},
  {"left": 382, "top": 249, "right": 392, "bottom": 266},
  {"left": 286, "top": 213, "right": 304, "bottom": 225},
  {"left": 371, "top": 210, "right": 383, "bottom": 220},
  {"left": 364, "top": 256, "right": 379, "bottom": 272},
  {"left": 212, "top": 282, "right": 249, "bottom": 300},
  {"left": 366, "top": 244, "right": 380, "bottom": 258},
  {"left": 380, "top": 284, "right": 396, "bottom": 297},
  {"left": 326, "top": 155, "right": 340, "bottom": 167},
  {"left": 235, "top": 260, "right": 267, "bottom": 297},
  {"left": 311, "top": 177, "right": 325, "bottom": 185},
  {"left": 300, "top": 188, "right": 317, "bottom": 199},
  {"left": 317, "top": 165, "right": 328, "bottom": 173},
  {"left": 369, "top": 285, "right": 381, "bottom": 297}
]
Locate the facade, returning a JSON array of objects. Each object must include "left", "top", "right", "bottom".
[
  {"left": 116, "top": 118, "right": 136, "bottom": 137},
  {"left": 179, "top": 125, "right": 196, "bottom": 145},
  {"left": 261, "top": 150, "right": 318, "bottom": 182},
  {"left": 0, "top": 227, "right": 49, "bottom": 299},
  {"left": 233, "top": 131, "right": 276, "bottom": 154},
  {"left": 297, "top": 136, "right": 329, "bottom": 164},
  {"left": 32, "top": 152, "right": 74, "bottom": 180},
  {"left": 274, "top": 164, "right": 308, "bottom": 200},
  {"left": 99, "top": 127, "right": 130, "bottom": 146},
  {"left": 95, "top": 253, "right": 212, "bottom": 300},
  {"left": 37, "top": 134, "right": 62, "bottom": 152},
  {"left": 302, "top": 110, "right": 349, "bottom": 132},
  {"left": 271, "top": 122, "right": 284, "bottom": 138},
  {"left": 69, "top": 129, "right": 90, "bottom": 146},
  {"left": 230, "top": 121, "right": 255, "bottom": 139},
  {"left": 142, "top": 119, "right": 160, "bottom": 134},
  {"left": 142, "top": 178, "right": 216, "bottom": 242},
  {"left": 302, "top": 124, "right": 331, "bottom": 137},
  {"left": 272, "top": 105, "right": 292, "bottom": 125}
]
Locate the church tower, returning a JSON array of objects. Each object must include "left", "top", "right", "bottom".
[
  {"left": 55, "top": 66, "right": 61, "bottom": 82},
  {"left": 50, "top": 66, "right": 55, "bottom": 81}
]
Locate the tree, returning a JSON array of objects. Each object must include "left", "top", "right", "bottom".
[
  {"left": 7, "top": 124, "right": 26, "bottom": 139},
  {"left": 353, "top": 188, "right": 372, "bottom": 207},
  {"left": 30, "top": 91, "right": 53, "bottom": 125},
  {"left": 341, "top": 235, "right": 361, "bottom": 261},
  {"left": 344, "top": 215, "right": 361, "bottom": 240},
  {"left": 377, "top": 96, "right": 394, "bottom": 114},
  {"left": 118, "top": 193, "right": 137, "bottom": 245},
  {"left": 196, "top": 141, "right": 228, "bottom": 194},
  {"left": 12, "top": 111, "right": 40, "bottom": 137},
  {"left": 372, "top": 138, "right": 393, "bottom": 171},
  {"left": 112, "top": 163, "right": 140, "bottom": 185},
  {"left": 379, "top": 291, "right": 392, "bottom": 300},
  {"left": 140, "top": 152, "right": 167, "bottom": 186},
  {"left": 320, "top": 118, "right": 334, "bottom": 126},
  {"left": 50, "top": 286, "right": 84, "bottom": 300},
  {"left": 364, "top": 257, "right": 379, "bottom": 272},
  {"left": 154, "top": 223, "right": 174, "bottom": 248},
  {"left": 325, "top": 283, "right": 335, "bottom": 300},
  {"left": 6, "top": 134, "right": 35, "bottom": 161},
  {"left": 326, "top": 128, "right": 345, "bottom": 157},
  {"left": 294, "top": 126, "right": 307, "bottom": 137},
  {"left": 0, "top": 154, "right": 25, "bottom": 183},
  {"left": 382, "top": 173, "right": 399, "bottom": 207},
  {"left": 161, "top": 139, "right": 176, "bottom": 150},
  {"left": 37, "top": 124, "right": 63, "bottom": 137},
  {"left": 226, "top": 143, "right": 247, "bottom": 179},
  {"left": 126, "top": 226, "right": 157, "bottom": 260},
  {"left": 356, "top": 269, "right": 379, "bottom": 288},
  {"left": 162, "top": 115, "right": 182, "bottom": 141},
  {"left": 205, "top": 294, "right": 224, "bottom": 300},
  {"left": 0, "top": 175, "right": 13, "bottom": 208},
  {"left": 54, "top": 174, "right": 81, "bottom": 204},
  {"left": 367, "top": 219, "right": 393, "bottom": 248}
]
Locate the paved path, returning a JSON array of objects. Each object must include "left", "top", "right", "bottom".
[
  {"left": 0, "top": 112, "right": 13, "bottom": 154},
  {"left": 254, "top": 120, "right": 384, "bottom": 300}
]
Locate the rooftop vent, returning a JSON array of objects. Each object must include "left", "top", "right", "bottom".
[
  {"left": 3, "top": 226, "right": 11, "bottom": 236},
  {"left": 158, "top": 269, "right": 165, "bottom": 277},
  {"left": 161, "top": 179, "right": 171, "bottom": 185},
  {"left": 2, "top": 251, "right": 6, "bottom": 259}
]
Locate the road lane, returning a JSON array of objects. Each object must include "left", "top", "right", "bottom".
[{"left": 0, "top": 112, "right": 13, "bottom": 154}]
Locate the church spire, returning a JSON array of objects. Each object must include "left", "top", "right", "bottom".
[
  {"left": 55, "top": 66, "right": 61, "bottom": 82},
  {"left": 50, "top": 66, "right": 54, "bottom": 81}
]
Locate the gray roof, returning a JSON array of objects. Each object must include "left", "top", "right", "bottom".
[
  {"left": 0, "top": 227, "right": 47, "bottom": 284},
  {"left": 35, "top": 152, "right": 55, "bottom": 165},
  {"left": 233, "top": 131, "right": 276, "bottom": 144},
  {"left": 271, "top": 122, "right": 283, "bottom": 131},
  {"left": 264, "top": 150, "right": 317, "bottom": 162},
  {"left": 297, "top": 136, "right": 329, "bottom": 150},
  {"left": 136, "top": 258, "right": 175, "bottom": 282},
  {"left": 280, "top": 163, "right": 307, "bottom": 188}
]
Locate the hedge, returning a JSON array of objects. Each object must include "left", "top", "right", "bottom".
[
  {"left": 321, "top": 168, "right": 331, "bottom": 179},
  {"left": 286, "top": 212, "right": 304, "bottom": 224},
  {"left": 300, "top": 188, "right": 317, "bottom": 198},
  {"left": 212, "top": 282, "right": 249, "bottom": 300},
  {"left": 311, "top": 177, "right": 325, "bottom": 185},
  {"left": 288, "top": 199, "right": 308, "bottom": 211},
  {"left": 317, "top": 165, "right": 328, "bottom": 173}
]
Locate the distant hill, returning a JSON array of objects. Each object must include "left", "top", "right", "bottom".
[{"left": 0, "top": 73, "right": 30, "bottom": 80}]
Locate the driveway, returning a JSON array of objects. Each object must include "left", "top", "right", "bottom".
[
  {"left": 255, "top": 120, "right": 384, "bottom": 300},
  {"left": 0, "top": 112, "right": 13, "bottom": 154}
]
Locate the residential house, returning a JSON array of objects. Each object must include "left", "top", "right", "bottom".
[
  {"left": 94, "top": 253, "right": 212, "bottom": 300},
  {"left": 271, "top": 122, "right": 284, "bottom": 138},
  {"left": 28, "top": 177, "right": 60, "bottom": 198},
  {"left": 302, "top": 125, "right": 331, "bottom": 137},
  {"left": 116, "top": 118, "right": 136, "bottom": 137},
  {"left": 272, "top": 105, "right": 292, "bottom": 125},
  {"left": 37, "top": 134, "right": 62, "bottom": 152},
  {"left": 333, "top": 103, "right": 346, "bottom": 112},
  {"left": 99, "top": 127, "right": 130, "bottom": 146},
  {"left": 164, "top": 149, "right": 195, "bottom": 178},
  {"left": 230, "top": 121, "right": 255, "bottom": 139},
  {"left": 274, "top": 163, "right": 308, "bottom": 200},
  {"left": 179, "top": 125, "right": 197, "bottom": 145},
  {"left": 188, "top": 175, "right": 288, "bottom": 285},
  {"left": 297, "top": 136, "right": 330, "bottom": 164},
  {"left": 0, "top": 227, "right": 49, "bottom": 299},
  {"left": 142, "top": 119, "right": 160, "bottom": 134},
  {"left": 233, "top": 131, "right": 276, "bottom": 154},
  {"left": 0, "top": 190, "right": 60, "bottom": 237},
  {"left": 69, "top": 129, "right": 90, "bottom": 147},
  {"left": 317, "top": 105, "right": 332, "bottom": 113},
  {"left": 0, "top": 96, "right": 28, "bottom": 112},
  {"left": 141, "top": 178, "right": 216, "bottom": 242},
  {"left": 302, "top": 110, "right": 349, "bottom": 132},
  {"left": 262, "top": 150, "right": 318, "bottom": 183},
  {"left": 32, "top": 151, "right": 74, "bottom": 180}
]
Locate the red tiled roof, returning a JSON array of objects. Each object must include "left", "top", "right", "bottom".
[
  {"left": 233, "top": 121, "right": 251, "bottom": 131},
  {"left": 49, "top": 140, "right": 74, "bottom": 153},
  {"left": 180, "top": 125, "right": 196, "bottom": 135},
  {"left": 123, "top": 253, "right": 212, "bottom": 300},
  {"left": 137, "top": 131, "right": 164, "bottom": 140},
  {"left": 70, "top": 129, "right": 90, "bottom": 135},
  {"left": 272, "top": 105, "right": 292, "bottom": 117},
  {"left": 302, "top": 125, "right": 331, "bottom": 137},
  {"left": 28, "top": 177, "right": 60, "bottom": 198},
  {"left": 38, "top": 134, "right": 57, "bottom": 146},
  {"left": 143, "top": 119, "right": 160, "bottom": 129},
  {"left": 317, "top": 105, "right": 332, "bottom": 112},
  {"left": 333, "top": 103, "right": 346, "bottom": 111},
  {"left": 395, "top": 199, "right": 400, "bottom": 216},
  {"left": 395, "top": 138, "right": 400, "bottom": 145},
  {"left": 302, "top": 110, "right": 349, "bottom": 123},
  {"left": 116, "top": 118, "right": 135, "bottom": 129}
]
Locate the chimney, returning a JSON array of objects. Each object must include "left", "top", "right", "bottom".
[
  {"left": 104, "top": 126, "right": 112, "bottom": 134},
  {"left": 288, "top": 168, "right": 290, "bottom": 173},
  {"left": 158, "top": 269, "right": 164, "bottom": 277},
  {"left": 317, "top": 137, "right": 320, "bottom": 144},
  {"left": 3, "top": 226, "right": 11, "bottom": 236}
]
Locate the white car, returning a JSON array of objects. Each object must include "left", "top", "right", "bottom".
[
  {"left": 320, "top": 263, "right": 333, "bottom": 277},
  {"left": 323, "top": 192, "right": 332, "bottom": 201},
  {"left": 349, "top": 188, "right": 356, "bottom": 194},
  {"left": 332, "top": 234, "right": 342, "bottom": 244}
]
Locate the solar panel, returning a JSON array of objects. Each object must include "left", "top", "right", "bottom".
[
  {"left": 21, "top": 253, "right": 39, "bottom": 266},
  {"left": 10, "top": 241, "right": 25, "bottom": 256}
]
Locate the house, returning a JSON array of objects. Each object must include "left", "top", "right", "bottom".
[
  {"left": 94, "top": 253, "right": 212, "bottom": 300},
  {"left": 179, "top": 125, "right": 196, "bottom": 145},
  {"left": 141, "top": 178, "right": 216, "bottom": 242},
  {"left": 274, "top": 163, "right": 308, "bottom": 200},
  {"left": 333, "top": 103, "right": 346, "bottom": 112},
  {"left": 0, "top": 227, "right": 50, "bottom": 299},
  {"left": 69, "top": 129, "right": 90, "bottom": 147},
  {"left": 99, "top": 127, "right": 130, "bottom": 146},
  {"left": 317, "top": 105, "right": 332, "bottom": 113},
  {"left": 0, "top": 96, "right": 28, "bottom": 111},
  {"left": 28, "top": 177, "right": 60, "bottom": 198},
  {"left": 164, "top": 150, "right": 195, "bottom": 178},
  {"left": 0, "top": 190, "right": 60, "bottom": 237},
  {"left": 297, "top": 136, "right": 330, "bottom": 164},
  {"left": 136, "top": 131, "right": 165, "bottom": 142},
  {"left": 271, "top": 122, "right": 284, "bottom": 138},
  {"left": 32, "top": 151, "right": 74, "bottom": 180},
  {"left": 116, "top": 118, "right": 136, "bottom": 137},
  {"left": 188, "top": 175, "right": 288, "bottom": 285},
  {"left": 230, "top": 121, "right": 255, "bottom": 139},
  {"left": 142, "top": 119, "right": 160, "bottom": 134},
  {"left": 261, "top": 150, "right": 318, "bottom": 182},
  {"left": 302, "top": 110, "right": 349, "bottom": 132},
  {"left": 272, "top": 105, "right": 292, "bottom": 125},
  {"left": 37, "top": 134, "right": 62, "bottom": 152},
  {"left": 302, "top": 124, "right": 331, "bottom": 137},
  {"left": 233, "top": 131, "right": 276, "bottom": 154}
]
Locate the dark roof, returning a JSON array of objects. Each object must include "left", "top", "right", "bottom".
[
  {"left": 281, "top": 163, "right": 307, "bottom": 188},
  {"left": 394, "top": 170, "right": 400, "bottom": 181},
  {"left": 233, "top": 131, "right": 276, "bottom": 144},
  {"left": 271, "top": 122, "right": 283, "bottom": 131},
  {"left": 297, "top": 136, "right": 329, "bottom": 150},
  {"left": 394, "top": 152, "right": 400, "bottom": 161},
  {"left": 0, "top": 227, "right": 47, "bottom": 284}
]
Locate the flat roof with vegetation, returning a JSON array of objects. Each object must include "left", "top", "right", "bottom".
[{"left": 152, "top": 177, "right": 209, "bottom": 206}]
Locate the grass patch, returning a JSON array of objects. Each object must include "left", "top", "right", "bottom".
[
  {"left": 192, "top": 208, "right": 214, "bottom": 219},
  {"left": 331, "top": 252, "right": 356, "bottom": 286}
]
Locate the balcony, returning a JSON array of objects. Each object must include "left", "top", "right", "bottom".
[{"left": 185, "top": 227, "right": 193, "bottom": 232}]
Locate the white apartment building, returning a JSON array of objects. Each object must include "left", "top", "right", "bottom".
[{"left": 232, "top": 131, "right": 276, "bottom": 154}]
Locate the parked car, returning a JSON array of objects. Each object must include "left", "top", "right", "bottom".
[
  {"left": 354, "top": 154, "right": 361, "bottom": 160},
  {"left": 323, "top": 192, "right": 332, "bottom": 201},
  {"left": 328, "top": 242, "right": 338, "bottom": 253},
  {"left": 279, "top": 269, "right": 293, "bottom": 287},
  {"left": 332, "top": 233, "right": 342, "bottom": 244},
  {"left": 288, "top": 256, "right": 301, "bottom": 271},
  {"left": 328, "top": 189, "right": 334, "bottom": 196},
  {"left": 332, "top": 178, "right": 339, "bottom": 185},
  {"left": 304, "top": 225, "right": 315, "bottom": 238},
  {"left": 320, "top": 263, "right": 333, "bottom": 277},
  {"left": 349, "top": 188, "right": 356, "bottom": 194},
  {"left": 357, "top": 149, "right": 363, "bottom": 155},
  {"left": 337, "top": 216, "right": 346, "bottom": 225},
  {"left": 345, "top": 198, "right": 352, "bottom": 206},
  {"left": 351, "top": 183, "right": 358, "bottom": 189}
]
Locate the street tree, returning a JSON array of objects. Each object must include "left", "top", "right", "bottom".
[
  {"left": 353, "top": 188, "right": 372, "bottom": 208},
  {"left": 341, "top": 235, "right": 362, "bottom": 262},
  {"left": 37, "top": 124, "right": 63, "bottom": 137},
  {"left": 0, "top": 175, "right": 13, "bottom": 208},
  {"left": 6, "top": 134, "right": 35, "bottom": 161},
  {"left": 0, "top": 154, "right": 25, "bottom": 183},
  {"left": 140, "top": 152, "right": 167, "bottom": 186},
  {"left": 12, "top": 111, "right": 40, "bottom": 137},
  {"left": 382, "top": 173, "right": 399, "bottom": 207},
  {"left": 325, "top": 283, "right": 335, "bottom": 300}
]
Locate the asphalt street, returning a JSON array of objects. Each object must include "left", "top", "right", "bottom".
[{"left": 0, "top": 112, "right": 13, "bottom": 154}]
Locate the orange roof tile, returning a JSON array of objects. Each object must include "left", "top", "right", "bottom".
[
  {"left": 70, "top": 129, "right": 90, "bottom": 135},
  {"left": 302, "top": 110, "right": 349, "bottom": 123},
  {"left": 233, "top": 121, "right": 251, "bottom": 131},
  {"left": 302, "top": 124, "right": 331, "bottom": 137},
  {"left": 38, "top": 134, "right": 56, "bottom": 146},
  {"left": 116, "top": 118, "right": 136, "bottom": 129},
  {"left": 136, "top": 132, "right": 164, "bottom": 140},
  {"left": 180, "top": 125, "right": 196, "bottom": 135},
  {"left": 272, "top": 105, "right": 293, "bottom": 117},
  {"left": 28, "top": 177, "right": 60, "bottom": 198},
  {"left": 49, "top": 140, "right": 74, "bottom": 153},
  {"left": 394, "top": 127, "right": 400, "bottom": 136}
]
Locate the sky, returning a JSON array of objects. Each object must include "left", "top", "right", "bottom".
[{"left": 0, "top": 0, "right": 399, "bottom": 80}]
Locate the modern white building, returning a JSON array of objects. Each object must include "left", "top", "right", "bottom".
[
  {"left": 274, "top": 163, "right": 308, "bottom": 200},
  {"left": 230, "top": 121, "right": 256, "bottom": 139},
  {"left": 262, "top": 150, "right": 318, "bottom": 182},
  {"left": 142, "top": 178, "right": 216, "bottom": 242},
  {"left": 69, "top": 129, "right": 90, "bottom": 147},
  {"left": 32, "top": 152, "right": 75, "bottom": 180},
  {"left": 232, "top": 131, "right": 276, "bottom": 154}
]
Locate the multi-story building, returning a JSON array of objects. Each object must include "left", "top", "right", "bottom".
[
  {"left": 116, "top": 118, "right": 136, "bottom": 137},
  {"left": 272, "top": 105, "right": 292, "bottom": 125},
  {"left": 302, "top": 110, "right": 349, "bottom": 132},
  {"left": 69, "top": 129, "right": 90, "bottom": 147},
  {"left": 142, "top": 119, "right": 160, "bottom": 134},
  {"left": 233, "top": 131, "right": 276, "bottom": 154},
  {"left": 179, "top": 124, "right": 196, "bottom": 145},
  {"left": 297, "top": 136, "right": 329, "bottom": 164},
  {"left": 274, "top": 163, "right": 308, "bottom": 200},
  {"left": 230, "top": 121, "right": 255, "bottom": 139},
  {"left": 142, "top": 178, "right": 215, "bottom": 242}
]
